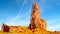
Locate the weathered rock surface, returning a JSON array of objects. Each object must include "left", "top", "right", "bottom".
[
  {"left": 28, "top": 2, "right": 46, "bottom": 30},
  {"left": 1, "top": 23, "right": 9, "bottom": 32},
  {"left": 0, "top": 2, "right": 60, "bottom": 34},
  {"left": 1, "top": 24, "right": 30, "bottom": 32}
]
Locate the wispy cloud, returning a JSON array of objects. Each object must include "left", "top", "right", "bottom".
[
  {"left": 7, "top": 9, "right": 31, "bottom": 26},
  {"left": 47, "top": 24, "right": 60, "bottom": 31},
  {"left": 46, "top": 16, "right": 60, "bottom": 24},
  {"left": 0, "top": 20, "right": 1, "bottom": 30},
  {"left": 17, "top": 0, "right": 27, "bottom": 15},
  {"left": 5, "top": 0, "right": 27, "bottom": 26},
  {"left": 47, "top": 16, "right": 60, "bottom": 31},
  {"left": 16, "top": 0, "right": 21, "bottom": 4},
  {"left": 10, "top": 0, "right": 27, "bottom": 22}
]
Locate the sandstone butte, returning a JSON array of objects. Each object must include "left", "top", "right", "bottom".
[{"left": 0, "top": 2, "right": 60, "bottom": 34}]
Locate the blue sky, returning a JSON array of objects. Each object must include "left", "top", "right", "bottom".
[{"left": 0, "top": 0, "right": 60, "bottom": 31}]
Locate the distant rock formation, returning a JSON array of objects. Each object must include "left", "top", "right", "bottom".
[
  {"left": 1, "top": 23, "right": 28, "bottom": 32},
  {"left": 28, "top": 2, "right": 46, "bottom": 30},
  {"left": 1, "top": 23, "right": 9, "bottom": 32}
]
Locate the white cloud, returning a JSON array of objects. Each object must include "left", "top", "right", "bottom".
[
  {"left": 46, "top": 16, "right": 60, "bottom": 24},
  {"left": 6, "top": 9, "right": 31, "bottom": 26},
  {"left": 9, "top": 0, "right": 27, "bottom": 22},
  {"left": 47, "top": 24, "right": 60, "bottom": 31},
  {"left": 47, "top": 16, "right": 60, "bottom": 31},
  {"left": 4, "top": 0, "right": 27, "bottom": 26},
  {"left": 17, "top": 0, "right": 27, "bottom": 15}
]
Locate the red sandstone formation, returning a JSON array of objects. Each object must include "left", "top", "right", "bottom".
[
  {"left": 1, "top": 23, "right": 28, "bottom": 32},
  {"left": 1, "top": 23, "right": 9, "bottom": 32},
  {"left": 1, "top": 2, "right": 60, "bottom": 34},
  {"left": 28, "top": 2, "right": 46, "bottom": 30},
  {"left": 1, "top": 2, "right": 46, "bottom": 32}
]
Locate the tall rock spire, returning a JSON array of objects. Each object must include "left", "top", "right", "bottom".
[
  {"left": 29, "top": 2, "right": 41, "bottom": 29},
  {"left": 32, "top": 2, "right": 40, "bottom": 19},
  {"left": 29, "top": 2, "right": 46, "bottom": 30}
]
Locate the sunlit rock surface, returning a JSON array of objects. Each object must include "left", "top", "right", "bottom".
[
  {"left": 0, "top": 2, "right": 60, "bottom": 34},
  {"left": 28, "top": 2, "right": 46, "bottom": 30}
]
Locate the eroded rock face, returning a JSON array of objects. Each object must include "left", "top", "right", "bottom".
[
  {"left": 28, "top": 2, "right": 46, "bottom": 30},
  {"left": 9, "top": 26, "right": 26, "bottom": 32},
  {"left": 1, "top": 2, "right": 46, "bottom": 32},
  {"left": 1, "top": 23, "right": 9, "bottom": 32},
  {"left": 40, "top": 19, "right": 46, "bottom": 29},
  {"left": 1, "top": 23, "right": 28, "bottom": 32},
  {"left": 1, "top": 2, "right": 60, "bottom": 34}
]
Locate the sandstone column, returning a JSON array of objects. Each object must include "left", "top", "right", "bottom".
[{"left": 29, "top": 2, "right": 46, "bottom": 30}]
